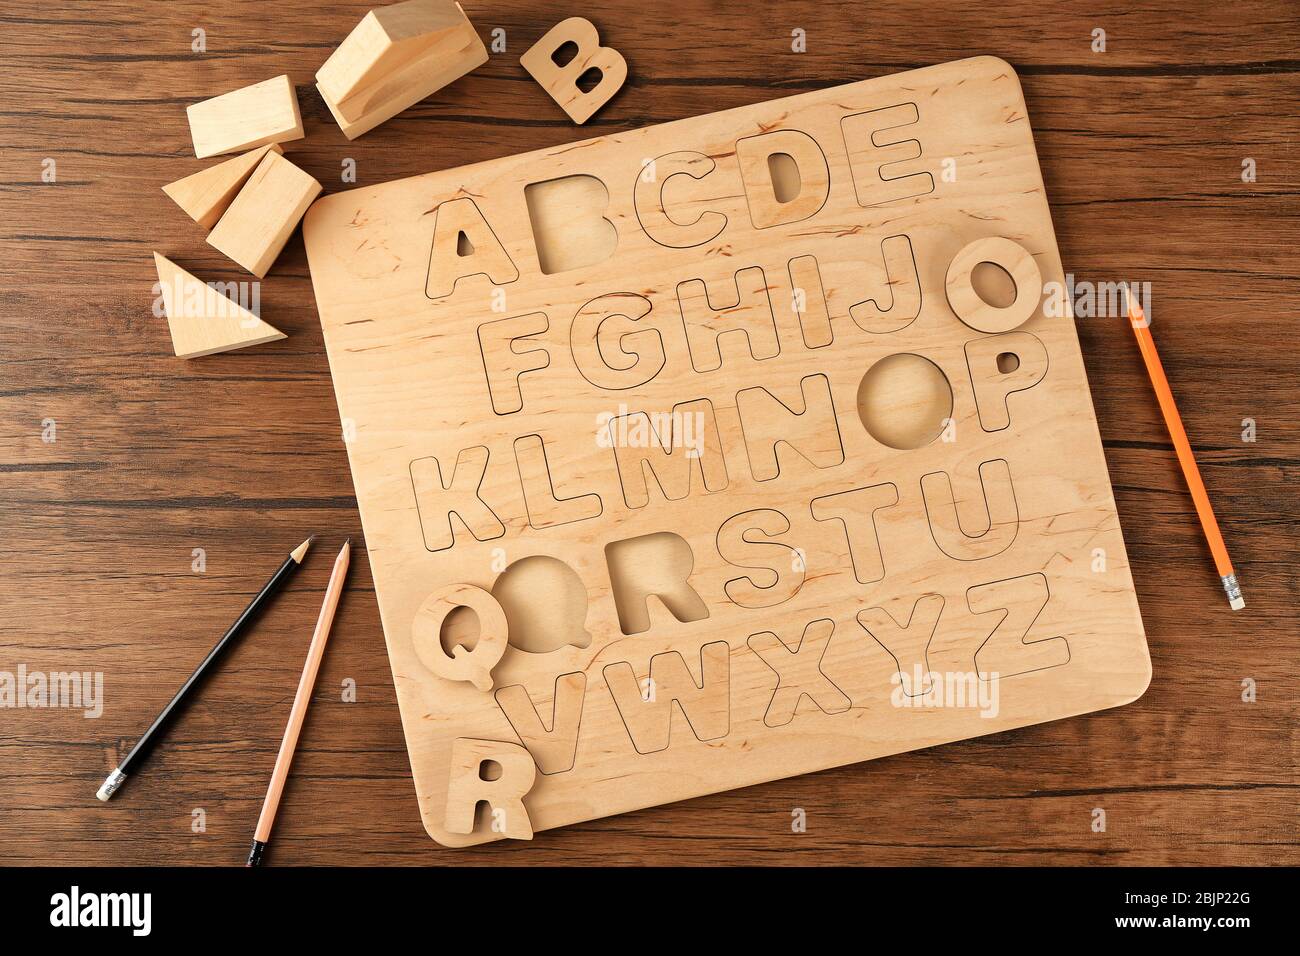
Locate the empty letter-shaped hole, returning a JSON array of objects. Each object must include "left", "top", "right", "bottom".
[
  {"left": 524, "top": 174, "right": 618, "bottom": 275},
  {"left": 857, "top": 353, "right": 954, "bottom": 450},
  {"left": 605, "top": 531, "right": 709, "bottom": 635},
  {"left": 492, "top": 555, "right": 592, "bottom": 654}
]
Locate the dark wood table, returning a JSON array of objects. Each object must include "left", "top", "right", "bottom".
[{"left": 2, "top": 0, "right": 1295, "bottom": 866}]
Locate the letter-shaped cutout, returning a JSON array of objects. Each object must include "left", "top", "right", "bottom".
[
  {"left": 519, "top": 17, "right": 627, "bottom": 125},
  {"left": 748, "top": 619, "right": 850, "bottom": 726},
  {"left": 495, "top": 673, "right": 587, "bottom": 774},
  {"left": 524, "top": 174, "right": 617, "bottom": 274},
  {"left": 677, "top": 266, "right": 780, "bottom": 372},
  {"left": 945, "top": 237, "right": 1043, "bottom": 334},
  {"left": 717, "top": 509, "right": 805, "bottom": 609},
  {"left": 737, "top": 373, "right": 844, "bottom": 481},
  {"left": 603, "top": 642, "right": 730, "bottom": 753},
  {"left": 493, "top": 555, "right": 592, "bottom": 654},
  {"left": 478, "top": 312, "right": 550, "bottom": 415},
  {"left": 858, "top": 594, "right": 945, "bottom": 696},
  {"left": 840, "top": 102, "right": 935, "bottom": 207},
  {"left": 810, "top": 483, "right": 899, "bottom": 584},
  {"left": 921, "top": 459, "right": 1018, "bottom": 561},
  {"left": 789, "top": 255, "right": 833, "bottom": 348},
  {"left": 969, "top": 573, "right": 1069, "bottom": 678},
  {"left": 965, "top": 331, "right": 1049, "bottom": 431},
  {"left": 848, "top": 235, "right": 922, "bottom": 334},
  {"left": 444, "top": 738, "right": 538, "bottom": 840},
  {"left": 426, "top": 197, "right": 519, "bottom": 299},
  {"left": 514, "top": 434, "right": 602, "bottom": 528},
  {"left": 570, "top": 292, "right": 665, "bottom": 390},
  {"left": 604, "top": 531, "right": 709, "bottom": 635},
  {"left": 634, "top": 151, "right": 726, "bottom": 248},
  {"left": 611, "top": 399, "right": 728, "bottom": 508},
  {"left": 412, "top": 583, "right": 510, "bottom": 691},
  {"left": 735, "top": 129, "right": 830, "bottom": 228},
  {"left": 410, "top": 446, "right": 506, "bottom": 552}
]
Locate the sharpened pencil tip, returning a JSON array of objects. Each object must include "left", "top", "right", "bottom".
[{"left": 290, "top": 535, "right": 316, "bottom": 564}]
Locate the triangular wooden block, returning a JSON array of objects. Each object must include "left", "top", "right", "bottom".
[
  {"left": 161, "top": 143, "right": 284, "bottom": 229},
  {"left": 152, "top": 252, "right": 286, "bottom": 359}
]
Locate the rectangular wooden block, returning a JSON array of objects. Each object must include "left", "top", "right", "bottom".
[
  {"left": 208, "top": 151, "right": 321, "bottom": 277},
  {"left": 302, "top": 57, "right": 1151, "bottom": 848},
  {"left": 187, "top": 75, "right": 304, "bottom": 159},
  {"left": 316, "top": 0, "right": 487, "bottom": 140}
]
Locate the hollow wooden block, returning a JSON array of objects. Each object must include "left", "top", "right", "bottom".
[
  {"left": 161, "top": 143, "right": 283, "bottom": 229},
  {"left": 152, "top": 253, "right": 285, "bottom": 359},
  {"left": 207, "top": 152, "right": 322, "bottom": 277},
  {"left": 315, "top": 0, "right": 487, "bottom": 140},
  {"left": 187, "top": 75, "right": 304, "bottom": 159}
]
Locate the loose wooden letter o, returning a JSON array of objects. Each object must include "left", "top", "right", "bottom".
[
  {"left": 412, "top": 583, "right": 509, "bottom": 691},
  {"left": 945, "top": 237, "right": 1042, "bottom": 333}
]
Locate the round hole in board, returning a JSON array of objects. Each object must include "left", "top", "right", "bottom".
[
  {"left": 996, "top": 351, "right": 1020, "bottom": 373},
  {"left": 576, "top": 67, "right": 603, "bottom": 93},
  {"left": 856, "top": 353, "right": 954, "bottom": 450},
  {"left": 971, "top": 260, "right": 1017, "bottom": 309},
  {"left": 479, "top": 759, "right": 503, "bottom": 782},
  {"left": 439, "top": 605, "right": 480, "bottom": 657}
]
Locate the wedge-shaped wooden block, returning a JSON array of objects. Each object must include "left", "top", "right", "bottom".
[
  {"left": 207, "top": 151, "right": 322, "bottom": 277},
  {"left": 161, "top": 143, "right": 283, "bottom": 229},
  {"left": 315, "top": 0, "right": 488, "bottom": 140},
  {"left": 187, "top": 75, "right": 304, "bottom": 158},
  {"left": 152, "top": 253, "right": 285, "bottom": 358}
]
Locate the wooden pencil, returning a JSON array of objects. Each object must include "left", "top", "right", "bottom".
[
  {"left": 247, "top": 538, "right": 351, "bottom": 866},
  {"left": 1125, "top": 287, "right": 1243, "bottom": 610},
  {"left": 96, "top": 535, "right": 316, "bottom": 801}
]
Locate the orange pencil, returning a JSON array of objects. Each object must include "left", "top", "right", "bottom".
[
  {"left": 247, "top": 538, "right": 351, "bottom": 866},
  {"left": 1124, "top": 287, "right": 1243, "bottom": 610}
]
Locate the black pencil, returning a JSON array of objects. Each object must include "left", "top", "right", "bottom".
[{"left": 96, "top": 535, "right": 315, "bottom": 802}]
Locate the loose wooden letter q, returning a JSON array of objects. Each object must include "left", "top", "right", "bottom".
[{"left": 411, "top": 583, "right": 509, "bottom": 691}]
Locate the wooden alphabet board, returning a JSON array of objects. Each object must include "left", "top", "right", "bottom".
[{"left": 303, "top": 56, "right": 1150, "bottom": 847}]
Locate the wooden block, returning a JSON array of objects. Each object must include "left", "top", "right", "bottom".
[
  {"left": 207, "top": 152, "right": 322, "bottom": 277},
  {"left": 315, "top": 0, "right": 487, "bottom": 140},
  {"left": 186, "top": 75, "right": 304, "bottom": 159},
  {"left": 302, "top": 56, "right": 1151, "bottom": 847},
  {"left": 152, "top": 253, "right": 285, "bottom": 359},
  {"left": 520, "top": 17, "right": 627, "bottom": 124},
  {"left": 161, "top": 143, "right": 283, "bottom": 229},
  {"left": 317, "top": 0, "right": 469, "bottom": 106}
]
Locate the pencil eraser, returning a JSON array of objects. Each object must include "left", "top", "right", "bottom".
[
  {"left": 96, "top": 768, "right": 125, "bottom": 802},
  {"left": 1229, "top": 596, "right": 1245, "bottom": 611}
]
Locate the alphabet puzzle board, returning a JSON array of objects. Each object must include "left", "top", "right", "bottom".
[{"left": 304, "top": 56, "right": 1150, "bottom": 847}]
